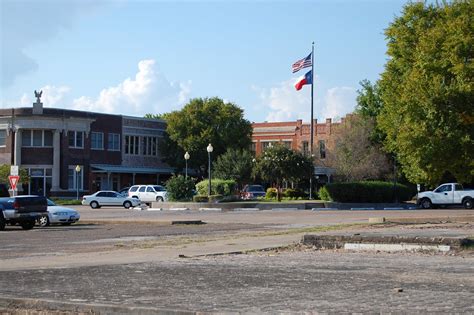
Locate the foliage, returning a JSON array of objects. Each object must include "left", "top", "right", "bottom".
[
  {"left": 0, "top": 164, "right": 29, "bottom": 185},
  {"left": 144, "top": 113, "right": 165, "bottom": 120},
  {"left": 193, "top": 195, "right": 209, "bottom": 202},
  {"left": 213, "top": 149, "right": 254, "bottom": 186},
  {"left": 265, "top": 187, "right": 277, "bottom": 199},
  {"left": 159, "top": 97, "right": 253, "bottom": 176},
  {"left": 318, "top": 181, "right": 415, "bottom": 203},
  {"left": 377, "top": 1, "right": 474, "bottom": 186},
  {"left": 282, "top": 188, "right": 307, "bottom": 199},
  {"left": 165, "top": 175, "right": 195, "bottom": 201},
  {"left": 356, "top": 80, "right": 386, "bottom": 144},
  {"left": 195, "top": 179, "right": 237, "bottom": 196},
  {"left": 253, "top": 144, "right": 313, "bottom": 201},
  {"left": 328, "top": 115, "right": 392, "bottom": 182}
]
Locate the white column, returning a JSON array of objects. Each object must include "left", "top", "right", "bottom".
[
  {"left": 51, "top": 130, "right": 61, "bottom": 191},
  {"left": 14, "top": 129, "right": 21, "bottom": 166}
]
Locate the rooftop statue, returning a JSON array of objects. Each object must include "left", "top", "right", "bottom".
[{"left": 34, "top": 90, "right": 43, "bottom": 103}]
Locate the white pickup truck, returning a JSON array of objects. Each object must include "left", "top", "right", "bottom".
[{"left": 417, "top": 183, "right": 473, "bottom": 209}]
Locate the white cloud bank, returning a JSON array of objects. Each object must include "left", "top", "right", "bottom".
[
  {"left": 254, "top": 78, "right": 357, "bottom": 122},
  {"left": 7, "top": 59, "right": 192, "bottom": 117},
  {"left": 72, "top": 59, "right": 191, "bottom": 115}
]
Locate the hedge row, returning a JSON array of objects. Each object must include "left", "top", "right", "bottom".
[{"left": 318, "top": 181, "right": 415, "bottom": 203}]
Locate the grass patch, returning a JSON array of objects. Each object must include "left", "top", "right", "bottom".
[{"left": 50, "top": 198, "right": 82, "bottom": 205}]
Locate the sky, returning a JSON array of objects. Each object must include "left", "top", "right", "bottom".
[{"left": 0, "top": 0, "right": 408, "bottom": 123}]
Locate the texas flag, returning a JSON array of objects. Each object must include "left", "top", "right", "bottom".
[{"left": 294, "top": 70, "right": 313, "bottom": 91}]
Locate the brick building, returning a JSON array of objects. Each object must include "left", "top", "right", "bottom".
[
  {"left": 0, "top": 99, "right": 173, "bottom": 197},
  {"left": 251, "top": 116, "right": 352, "bottom": 183}
]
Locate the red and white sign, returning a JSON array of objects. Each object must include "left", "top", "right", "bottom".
[{"left": 8, "top": 175, "right": 20, "bottom": 190}]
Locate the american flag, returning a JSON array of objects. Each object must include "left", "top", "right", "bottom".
[{"left": 292, "top": 53, "right": 312, "bottom": 73}]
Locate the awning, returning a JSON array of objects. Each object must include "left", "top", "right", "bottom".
[{"left": 90, "top": 164, "right": 175, "bottom": 174}]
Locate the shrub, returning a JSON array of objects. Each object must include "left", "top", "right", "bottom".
[
  {"left": 195, "top": 179, "right": 237, "bottom": 196},
  {"left": 193, "top": 195, "right": 208, "bottom": 202},
  {"left": 209, "top": 194, "right": 224, "bottom": 202},
  {"left": 50, "top": 198, "right": 82, "bottom": 205},
  {"left": 165, "top": 175, "right": 195, "bottom": 201},
  {"left": 266, "top": 187, "right": 277, "bottom": 199},
  {"left": 283, "top": 188, "right": 307, "bottom": 199},
  {"left": 318, "top": 181, "right": 415, "bottom": 203}
]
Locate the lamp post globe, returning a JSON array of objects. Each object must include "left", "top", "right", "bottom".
[
  {"left": 206, "top": 144, "right": 213, "bottom": 197},
  {"left": 184, "top": 151, "right": 190, "bottom": 179},
  {"left": 75, "top": 165, "right": 81, "bottom": 200}
]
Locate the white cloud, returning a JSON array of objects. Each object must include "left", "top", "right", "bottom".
[
  {"left": 72, "top": 59, "right": 192, "bottom": 116},
  {"left": 3, "top": 85, "right": 71, "bottom": 107},
  {"left": 254, "top": 78, "right": 357, "bottom": 122},
  {"left": 322, "top": 87, "right": 357, "bottom": 121}
]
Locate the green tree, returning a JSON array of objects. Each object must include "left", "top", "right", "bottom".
[
  {"left": 165, "top": 175, "right": 195, "bottom": 201},
  {"left": 377, "top": 1, "right": 474, "bottom": 186},
  {"left": 0, "top": 164, "right": 29, "bottom": 186},
  {"left": 160, "top": 97, "right": 253, "bottom": 176},
  {"left": 253, "top": 144, "right": 313, "bottom": 201},
  {"left": 213, "top": 149, "right": 254, "bottom": 187}
]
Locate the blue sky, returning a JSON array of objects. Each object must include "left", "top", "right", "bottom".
[{"left": 1, "top": 0, "right": 407, "bottom": 123}]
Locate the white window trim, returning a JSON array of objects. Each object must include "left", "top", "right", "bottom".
[
  {"left": 91, "top": 132, "right": 104, "bottom": 150},
  {"left": 69, "top": 131, "right": 84, "bottom": 149},
  {"left": 107, "top": 133, "right": 121, "bottom": 151},
  {"left": 68, "top": 165, "right": 84, "bottom": 191}
]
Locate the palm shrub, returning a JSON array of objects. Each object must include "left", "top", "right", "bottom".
[
  {"left": 165, "top": 175, "right": 195, "bottom": 201},
  {"left": 265, "top": 187, "right": 277, "bottom": 199}
]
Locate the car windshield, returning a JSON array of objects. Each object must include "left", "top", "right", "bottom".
[
  {"left": 249, "top": 185, "right": 264, "bottom": 192},
  {"left": 47, "top": 199, "right": 56, "bottom": 206}
]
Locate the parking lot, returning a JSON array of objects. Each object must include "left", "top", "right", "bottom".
[{"left": 1, "top": 207, "right": 473, "bottom": 313}]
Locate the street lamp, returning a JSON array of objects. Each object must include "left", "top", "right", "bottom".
[
  {"left": 206, "top": 143, "right": 213, "bottom": 197},
  {"left": 184, "top": 151, "right": 190, "bottom": 179},
  {"left": 75, "top": 165, "right": 81, "bottom": 200}
]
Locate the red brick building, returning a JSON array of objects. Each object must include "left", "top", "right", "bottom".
[{"left": 251, "top": 115, "right": 352, "bottom": 182}]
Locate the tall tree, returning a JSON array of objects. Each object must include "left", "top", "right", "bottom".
[
  {"left": 328, "top": 115, "right": 392, "bottom": 182},
  {"left": 160, "top": 97, "right": 253, "bottom": 176},
  {"left": 253, "top": 144, "right": 313, "bottom": 201},
  {"left": 213, "top": 149, "right": 254, "bottom": 187},
  {"left": 377, "top": 1, "right": 474, "bottom": 186}
]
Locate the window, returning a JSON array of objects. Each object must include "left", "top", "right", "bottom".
[
  {"left": 68, "top": 165, "right": 83, "bottom": 191},
  {"left": 125, "top": 135, "right": 140, "bottom": 155},
  {"left": 146, "top": 187, "right": 154, "bottom": 192},
  {"left": 0, "top": 130, "right": 6, "bottom": 146},
  {"left": 250, "top": 142, "right": 256, "bottom": 153},
  {"left": 68, "top": 131, "right": 84, "bottom": 148},
  {"left": 21, "top": 130, "right": 53, "bottom": 147},
  {"left": 96, "top": 192, "right": 107, "bottom": 197},
  {"left": 301, "top": 141, "right": 309, "bottom": 156},
  {"left": 108, "top": 133, "right": 120, "bottom": 151},
  {"left": 91, "top": 132, "right": 104, "bottom": 150},
  {"left": 455, "top": 184, "right": 463, "bottom": 191},
  {"left": 141, "top": 136, "right": 158, "bottom": 156},
  {"left": 139, "top": 186, "right": 146, "bottom": 192},
  {"left": 24, "top": 167, "right": 52, "bottom": 196},
  {"left": 319, "top": 140, "right": 326, "bottom": 159}
]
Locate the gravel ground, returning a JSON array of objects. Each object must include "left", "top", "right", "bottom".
[{"left": 1, "top": 249, "right": 473, "bottom": 313}]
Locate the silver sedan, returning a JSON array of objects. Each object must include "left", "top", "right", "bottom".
[{"left": 37, "top": 199, "right": 81, "bottom": 227}]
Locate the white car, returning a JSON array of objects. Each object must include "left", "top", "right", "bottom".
[
  {"left": 37, "top": 199, "right": 81, "bottom": 227},
  {"left": 128, "top": 185, "right": 167, "bottom": 202},
  {"left": 82, "top": 191, "right": 141, "bottom": 209}
]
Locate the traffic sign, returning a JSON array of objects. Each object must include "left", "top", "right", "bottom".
[
  {"left": 8, "top": 175, "right": 20, "bottom": 190},
  {"left": 10, "top": 165, "right": 18, "bottom": 176}
]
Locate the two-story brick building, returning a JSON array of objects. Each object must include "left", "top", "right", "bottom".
[
  {"left": 251, "top": 115, "right": 352, "bottom": 183},
  {"left": 0, "top": 99, "right": 173, "bottom": 197}
]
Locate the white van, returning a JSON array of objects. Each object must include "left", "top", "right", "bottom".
[{"left": 128, "top": 185, "right": 167, "bottom": 202}]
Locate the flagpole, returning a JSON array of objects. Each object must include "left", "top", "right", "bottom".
[{"left": 309, "top": 42, "right": 314, "bottom": 200}]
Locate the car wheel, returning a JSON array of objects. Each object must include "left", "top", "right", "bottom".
[
  {"left": 90, "top": 201, "right": 99, "bottom": 209},
  {"left": 420, "top": 198, "right": 432, "bottom": 209},
  {"left": 156, "top": 196, "right": 164, "bottom": 202},
  {"left": 123, "top": 201, "right": 132, "bottom": 209},
  {"left": 37, "top": 215, "right": 50, "bottom": 227},
  {"left": 463, "top": 198, "right": 473, "bottom": 209},
  {"left": 20, "top": 219, "right": 35, "bottom": 230}
]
